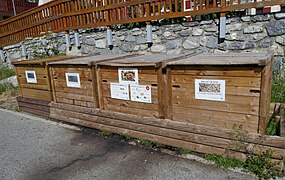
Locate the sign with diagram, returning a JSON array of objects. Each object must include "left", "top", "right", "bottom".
[
  {"left": 25, "top": 71, "right": 37, "bottom": 83},
  {"left": 195, "top": 79, "right": 225, "bottom": 101},
  {"left": 118, "top": 68, "right": 138, "bottom": 84},
  {"left": 110, "top": 83, "right": 129, "bottom": 100},
  {"left": 130, "top": 84, "right": 152, "bottom": 103}
]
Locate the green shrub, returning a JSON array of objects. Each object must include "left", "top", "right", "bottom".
[
  {"left": 98, "top": 130, "right": 113, "bottom": 137},
  {"left": 205, "top": 154, "right": 244, "bottom": 168},
  {"left": 271, "top": 78, "right": 285, "bottom": 103},
  {"left": 0, "top": 67, "right": 15, "bottom": 81}
]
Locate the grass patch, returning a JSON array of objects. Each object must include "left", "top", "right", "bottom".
[
  {"left": 0, "top": 67, "right": 15, "bottom": 81},
  {"left": 205, "top": 154, "right": 244, "bottom": 169},
  {"left": 98, "top": 130, "right": 113, "bottom": 137},
  {"left": 271, "top": 78, "right": 285, "bottom": 103}
]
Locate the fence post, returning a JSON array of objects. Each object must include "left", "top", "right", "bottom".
[
  {"left": 107, "top": 26, "right": 113, "bottom": 49},
  {"left": 146, "top": 21, "right": 153, "bottom": 47},
  {"left": 65, "top": 30, "right": 71, "bottom": 50},
  {"left": 74, "top": 29, "right": 81, "bottom": 49}
]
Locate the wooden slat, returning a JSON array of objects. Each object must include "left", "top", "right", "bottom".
[{"left": 21, "top": 88, "right": 52, "bottom": 101}]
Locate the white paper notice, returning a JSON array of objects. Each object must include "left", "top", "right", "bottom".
[
  {"left": 118, "top": 68, "right": 138, "bottom": 84},
  {"left": 110, "top": 83, "right": 129, "bottom": 100},
  {"left": 195, "top": 79, "right": 225, "bottom": 101},
  {"left": 130, "top": 84, "right": 152, "bottom": 103}
]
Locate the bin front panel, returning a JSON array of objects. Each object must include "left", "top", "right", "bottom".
[
  {"left": 51, "top": 66, "right": 94, "bottom": 108},
  {"left": 16, "top": 65, "right": 52, "bottom": 101},
  {"left": 170, "top": 66, "right": 263, "bottom": 133},
  {"left": 100, "top": 66, "right": 160, "bottom": 118}
]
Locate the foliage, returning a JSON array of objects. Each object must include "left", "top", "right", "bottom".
[
  {"left": 98, "top": 130, "right": 113, "bottom": 137},
  {"left": 0, "top": 67, "right": 15, "bottom": 81},
  {"left": 265, "top": 117, "right": 279, "bottom": 136},
  {"left": 271, "top": 77, "right": 285, "bottom": 103},
  {"left": 205, "top": 154, "right": 244, "bottom": 168},
  {"left": 177, "top": 148, "right": 192, "bottom": 155},
  {"left": 244, "top": 150, "right": 282, "bottom": 180}
]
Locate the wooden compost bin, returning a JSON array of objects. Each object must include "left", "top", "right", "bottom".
[
  {"left": 12, "top": 56, "right": 78, "bottom": 117},
  {"left": 164, "top": 53, "right": 273, "bottom": 134},
  {"left": 96, "top": 54, "right": 184, "bottom": 118},
  {"left": 48, "top": 54, "right": 137, "bottom": 109}
]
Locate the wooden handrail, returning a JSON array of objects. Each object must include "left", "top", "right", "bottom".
[{"left": 0, "top": 0, "right": 285, "bottom": 48}]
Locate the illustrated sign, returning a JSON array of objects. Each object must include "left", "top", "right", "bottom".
[
  {"left": 130, "top": 84, "right": 152, "bottom": 103},
  {"left": 110, "top": 83, "right": 129, "bottom": 100},
  {"left": 195, "top": 79, "right": 225, "bottom": 101},
  {"left": 65, "top": 73, "right": 81, "bottom": 88},
  {"left": 25, "top": 71, "right": 37, "bottom": 83},
  {"left": 118, "top": 68, "right": 138, "bottom": 84}
]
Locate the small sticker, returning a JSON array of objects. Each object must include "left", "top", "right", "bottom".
[
  {"left": 130, "top": 84, "right": 152, "bottom": 103},
  {"left": 66, "top": 73, "right": 81, "bottom": 88},
  {"left": 195, "top": 79, "right": 225, "bottom": 101},
  {"left": 25, "top": 71, "right": 37, "bottom": 83},
  {"left": 110, "top": 83, "right": 129, "bottom": 100},
  {"left": 118, "top": 68, "right": 138, "bottom": 84}
]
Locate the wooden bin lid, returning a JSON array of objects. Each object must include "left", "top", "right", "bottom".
[
  {"left": 165, "top": 53, "right": 273, "bottom": 66},
  {"left": 47, "top": 54, "right": 140, "bottom": 66},
  {"left": 11, "top": 56, "right": 79, "bottom": 66},
  {"left": 96, "top": 53, "right": 187, "bottom": 67}
]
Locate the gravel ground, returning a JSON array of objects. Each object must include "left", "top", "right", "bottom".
[{"left": 0, "top": 108, "right": 256, "bottom": 180}]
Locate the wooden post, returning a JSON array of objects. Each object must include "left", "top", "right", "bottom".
[
  {"left": 280, "top": 104, "right": 285, "bottom": 137},
  {"left": 96, "top": 66, "right": 104, "bottom": 109},
  {"left": 92, "top": 65, "right": 100, "bottom": 108},
  {"left": 219, "top": 12, "right": 226, "bottom": 44},
  {"left": 163, "top": 67, "right": 173, "bottom": 119}
]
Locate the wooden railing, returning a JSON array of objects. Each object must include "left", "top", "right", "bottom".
[
  {"left": 0, "top": 0, "right": 285, "bottom": 48},
  {"left": 0, "top": 0, "right": 37, "bottom": 15}
]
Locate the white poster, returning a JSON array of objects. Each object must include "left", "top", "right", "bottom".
[
  {"left": 25, "top": 71, "right": 37, "bottom": 83},
  {"left": 66, "top": 73, "right": 81, "bottom": 88},
  {"left": 118, "top": 68, "right": 138, "bottom": 84},
  {"left": 110, "top": 83, "right": 129, "bottom": 100},
  {"left": 195, "top": 79, "right": 225, "bottom": 101},
  {"left": 130, "top": 84, "right": 152, "bottom": 103}
]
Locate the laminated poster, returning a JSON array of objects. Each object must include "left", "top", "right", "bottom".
[
  {"left": 25, "top": 71, "right": 37, "bottom": 83},
  {"left": 66, "top": 73, "right": 81, "bottom": 88},
  {"left": 195, "top": 79, "right": 225, "bottom": 101},
  {"left": 118, "top": 68, "right": 138, "bottom": 84},
  {"left": 130, "top": 84, "right": 152, "bottom": 103},
  {"left": 110, "top": 83, "right": 129, "bottom": 100}
]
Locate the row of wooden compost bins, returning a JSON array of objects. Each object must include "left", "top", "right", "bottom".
[{"left": 15, "top": 53, "right": 282, "bottom": 160}]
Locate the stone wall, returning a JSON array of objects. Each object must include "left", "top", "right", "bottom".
[{"left": 2, "top": 13, "right": 285, "bottom": 72}]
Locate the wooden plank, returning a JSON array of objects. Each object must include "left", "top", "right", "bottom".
[
  {"left": 96, "top": 66, "right": 104, "bottom": 109},
  {"left": 258, "top": 59, "right": 272, "bottom": 134},
  {"left": 21, "top": 88, "right": 52, "bottom": 101},
  {"left": 18, "top": 101, "right": 50, "bottom": 112},
  {"left": 280, "top": 105, "right": 285, "bottom": 137},
  {"left": 172, "top": 106, "right": 259, "bottom": 121},
  {"left": 172, "top": 75, "right": 261, "bottom": 87},
  {"left": 171, "top": 67, "right": 262, "bottom": 77},
  {"left": 50, "top": 102, "right": 285, "bottom": 149},
  {"left": 17, "top": 96, "right": 50, "bottom": 106},
  {"left": 50, "top": 107, "right": 285, "bottom": 160},
  {"left": 19, "top": 106, "right": 50, "bottom": 118},
  {"left": 55, "top": 92, "right": 94, "bottom": 102},
  {"left": 157, "top": 67, "right": 164, "bottom": 118},
  {"left": 172, "top": 113, "right": 259, "bottom": 132},
  {"left": 92, "top": 66, "right": 99, "bottom": 108},
  {"left": 50, "top": 108, "right": 247, "bottom": 160},
  {"left": 172, "top": 85, "right": 261, "bottom": 97},
  {"left": 104, "top": 103, "right": 160, "bottom": 118},
  {"left": 164, "top": 68, "right": 172, "bottom": 119}
]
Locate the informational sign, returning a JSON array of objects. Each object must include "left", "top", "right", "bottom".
[
  {"left": 110, "top": 83, "right": 129, "bottom": 100},
  {"left": 195, "top": 79, "right": 225, "bottom": 101},
  {"left": 130, "top": 84, "right": 152, "bottom": 103},
  {"left": 65, "top": 73, "right": 81, "bottom": 88},
  {"left": 25, "top": 71, "right": 37, "bottom": 83},
  {"left": 118, "top": 68, "right": 138, "bottom": 84}
]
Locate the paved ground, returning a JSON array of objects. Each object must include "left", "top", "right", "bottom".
[{"left": 0, "top": 108, "right": 255, "bottom": 180}]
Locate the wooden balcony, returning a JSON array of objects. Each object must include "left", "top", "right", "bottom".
[
  {"left": 0, "top": 0, "right": 37, "bottom": 16},
  {"left": 0, "top": 0, "right": 284, "bottom": 49}
]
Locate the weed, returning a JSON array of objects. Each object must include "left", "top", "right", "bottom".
[
  {"left": 0, "top": 67, "right": 15, "bottom": 81},
  {"left": 205, "top": 154, "right": 244, "bottom": 168},
  {"left": 98, "top": 130, "right": 113, "bottom": 137},
  {"left": 177, "top": 148, "right": 192, "bottom": 155},
  {"left": 266, "top": 117, "right": 279, "bottom": 136},
  {"left": 244, "top": 149, "right": 282, "bottom": 179},
  {"left": 271, "top": 78, "right": 285, "bottom": 103}
]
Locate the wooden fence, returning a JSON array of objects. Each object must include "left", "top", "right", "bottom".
[{"left": 0, "top": 0, "right": 285, "bottom": 49}]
